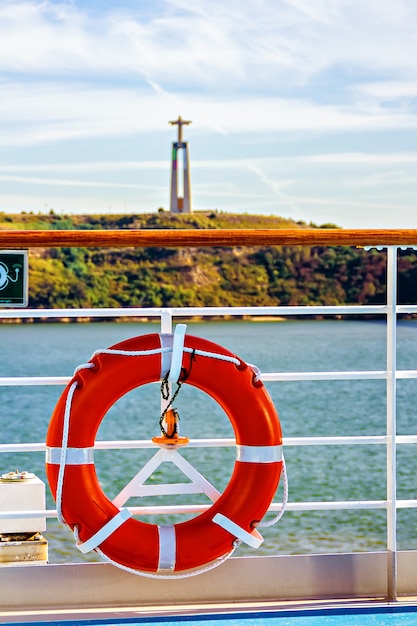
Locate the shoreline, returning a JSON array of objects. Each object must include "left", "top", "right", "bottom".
[
  {"left": 1, "top": 314, "right": 415, "bottom": 324},
  {"left": 0, "top": 314, "right": 288, "bottom": 324}
]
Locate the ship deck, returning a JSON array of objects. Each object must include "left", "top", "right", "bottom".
[{"left": 0, "top": 229, "right": 417, "bottom": 622}]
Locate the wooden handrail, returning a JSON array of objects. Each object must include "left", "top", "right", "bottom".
[{"left": 0, "top": 228, "right": 416, "bottom": 248}]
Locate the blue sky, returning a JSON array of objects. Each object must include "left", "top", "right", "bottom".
[{"left": 0, "top": 0, "right": 416, "bottom": 228}]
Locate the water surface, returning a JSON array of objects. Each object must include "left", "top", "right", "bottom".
[{"left": 1, "top": 319, "right": 416, "bottom": 562}]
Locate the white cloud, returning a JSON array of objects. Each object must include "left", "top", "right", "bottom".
[
  {"left": 292, "top": 152, "right": 417, "bottom": 166},
  {"left": 0, "top": 174, "right": 162, "bottom": 190},
  {"left": 0, "top": 161, "right": 169, "bottom": 173},
  {"left": 1, "top": 0, "right": 417, "bottom": 87},
  {"left": 351, "top": 81, "right": 417, "bottom": 103},
  {"left": 0, "top": 0, "right": 415, "bottom": 149},
  {"left": 2, "top": 151, "right": 417, "bottom": 175},
  {"left": 0, "top": 0, "right": 415, "bottom": 151},
  {"left": 1, "top": 78, "right": 416, "bottom": 150},
  {"left": 1, "top": 0, "right": 416, "bottom": 227}
]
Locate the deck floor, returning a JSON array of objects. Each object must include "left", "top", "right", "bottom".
[{"left": 2, "top": 597, "right": 417, "bottom": 625}]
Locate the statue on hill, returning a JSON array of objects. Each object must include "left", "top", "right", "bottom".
[{"left": 169, "top": 116, "right": 192, "bottom": 213}]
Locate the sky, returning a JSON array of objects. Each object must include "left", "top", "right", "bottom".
[{"left": 0, "top": 0, "right": 416, "bottom": 228}]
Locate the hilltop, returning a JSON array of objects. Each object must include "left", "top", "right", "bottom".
[{"left": 0, "top": 209, "right": 336, "bottom": 231}]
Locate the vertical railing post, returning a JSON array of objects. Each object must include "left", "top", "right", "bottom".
[
  {"left": 386, "top": 246, "right": 397, "bottom": 600},
  {"left": 160, "top": 309, "right": 173, "bottom": 335},
  {"left": 160, "top": 309, "right": 174, "bottom": 417}
]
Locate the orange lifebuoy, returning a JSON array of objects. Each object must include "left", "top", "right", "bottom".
[{"left": 46, "top": 333, "right": 283, "bottom": 574}]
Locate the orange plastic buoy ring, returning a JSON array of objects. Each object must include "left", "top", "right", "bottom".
[{"left": 46, "top": 333, "right": 283, "bottom": 574}]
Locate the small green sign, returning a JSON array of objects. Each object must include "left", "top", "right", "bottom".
[{"left": 0, "top": 250, "right": 28, "bottom": 307}]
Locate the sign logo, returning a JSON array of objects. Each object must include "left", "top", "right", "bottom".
[
  {"left": 0, "top": 261, "right": 20, "bottom": 289},
  {"left": 0, "top": 251, "right": 28, "bottom": 307}
]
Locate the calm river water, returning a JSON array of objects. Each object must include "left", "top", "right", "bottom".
[{"left": 1, "top": 319, "right": 417, "bottom": 562}]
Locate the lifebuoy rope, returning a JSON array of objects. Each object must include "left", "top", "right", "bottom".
[
  {"left": 56, "top": 380, "right": 77, "bottom": 526},
  {"left": 257, "top": 456, "right": 288, "bottom": 528},
  {"left": 73, "top": 347, "right": 241, "bottom": 376},
  {"left": 92, "top": 530, "right": 238, "bottom": 580},
  {"left": 53, "top": 339, "right": 286, "bottom": 578},
  {"left": 92, "top": 345, "right": 241, "bottom": 365},
  {"left": 246, "top": 362, "right": 261, "bottom": 383}
]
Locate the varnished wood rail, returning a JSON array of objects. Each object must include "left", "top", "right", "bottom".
[{"left": 0, "top": 228, "right": 417, "bottom": 248}]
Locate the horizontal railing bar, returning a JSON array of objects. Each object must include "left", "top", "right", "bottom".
[
  {"left": 267, "top": 371, "right": 415, "bottom": 381},
  {"left": 0, "top": 377, "right": 71, "bottom": 386},
  {"left": 128, "top": 499, "right": 417, "bottom": 512},
  {"left": 0, "top": 443, "right": 46, "bottom": 453},
  {"left": 0, "top": 371, "right": 388, "bottom": 385},
  {"left": 0, "top": 502, "right": 391, "bottom": 520},
  {"left": 4, "top": 499, "right": 417, "bottom": 521},
  {"left": 396, "top": 370, "right": 417, "bottom": 379},
  {"left": 0, "top": 307, "right": 169, "bottom": 318},
  {"left": 262, "top": 371, "right": 389, "bottom": 381},
  {"left": 5, "top": 435, "right": 417, "bottom": 454},
  {"left": 0, "top": 301, "right": 413, "bottom": 321},
  {"left": 397, "top": 500, "right": 417, "bottom": 508},
  {"left": 285, "top": 501, "right": 388, "bottom": 511},
  {"left": 92, "top": 435, "right": 409, "bottom": 447},
  {"left": 397, "top": 305, "right": 417, "bottom": 314},
  {"left": 0, "top": 305, "right": 388, "bottom": 319},
  {"left": 1, "top": 228, "right": 417, "bottom": 249},
  {"left": 93, "top": 439, "right": 234, "bottom": 449},
  {"left": 396, "top": 435, "right": 417, "bottom": 444},
  {"left": 3, "top": 369, "right": 417, "bottom": 387},
  {"left": 284, "top": 436, "right": 389, "bottom": 446},
  {"left": 3, "top": 370, "right": 417, "bottom": 387},
  {"left": 0, "top": 510, "right": 58, "bottom": 520}
]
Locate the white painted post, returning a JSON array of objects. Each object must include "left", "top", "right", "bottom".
[
  {"left": 160, "top": 309, "right": 173, "bottom": 420},
  {"left": 386, "top": 246, "right": 397, "bottom": 600}
]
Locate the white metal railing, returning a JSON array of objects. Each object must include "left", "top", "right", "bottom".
[{"left": 0, "top": 243, "right": 416, "bottom": 599}]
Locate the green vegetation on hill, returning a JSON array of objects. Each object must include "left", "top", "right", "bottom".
[{"left": 1, "top": 211, "right": 416, "bottom": 312}]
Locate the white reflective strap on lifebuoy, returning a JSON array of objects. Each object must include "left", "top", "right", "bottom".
[
  {"left": 168, "top": 324, "right": 187, "bottom": 382},
  {"left": 236, "top": 444, "right": 282, "bottom": 464},
  {"left": 76, "top": 508, "right": 132, "bottom": 554},
  {"left": 160, "top": 333, "right": 174, "bottom": 379},
  {"left": 158, "top": 525, "right": 176, "bottom": 570},
  {"left": 212, "top": 513, "right": 264, "bottom": 548},
  {"left": 46, "top": 447, "right": 94, "bottom": 465}
]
